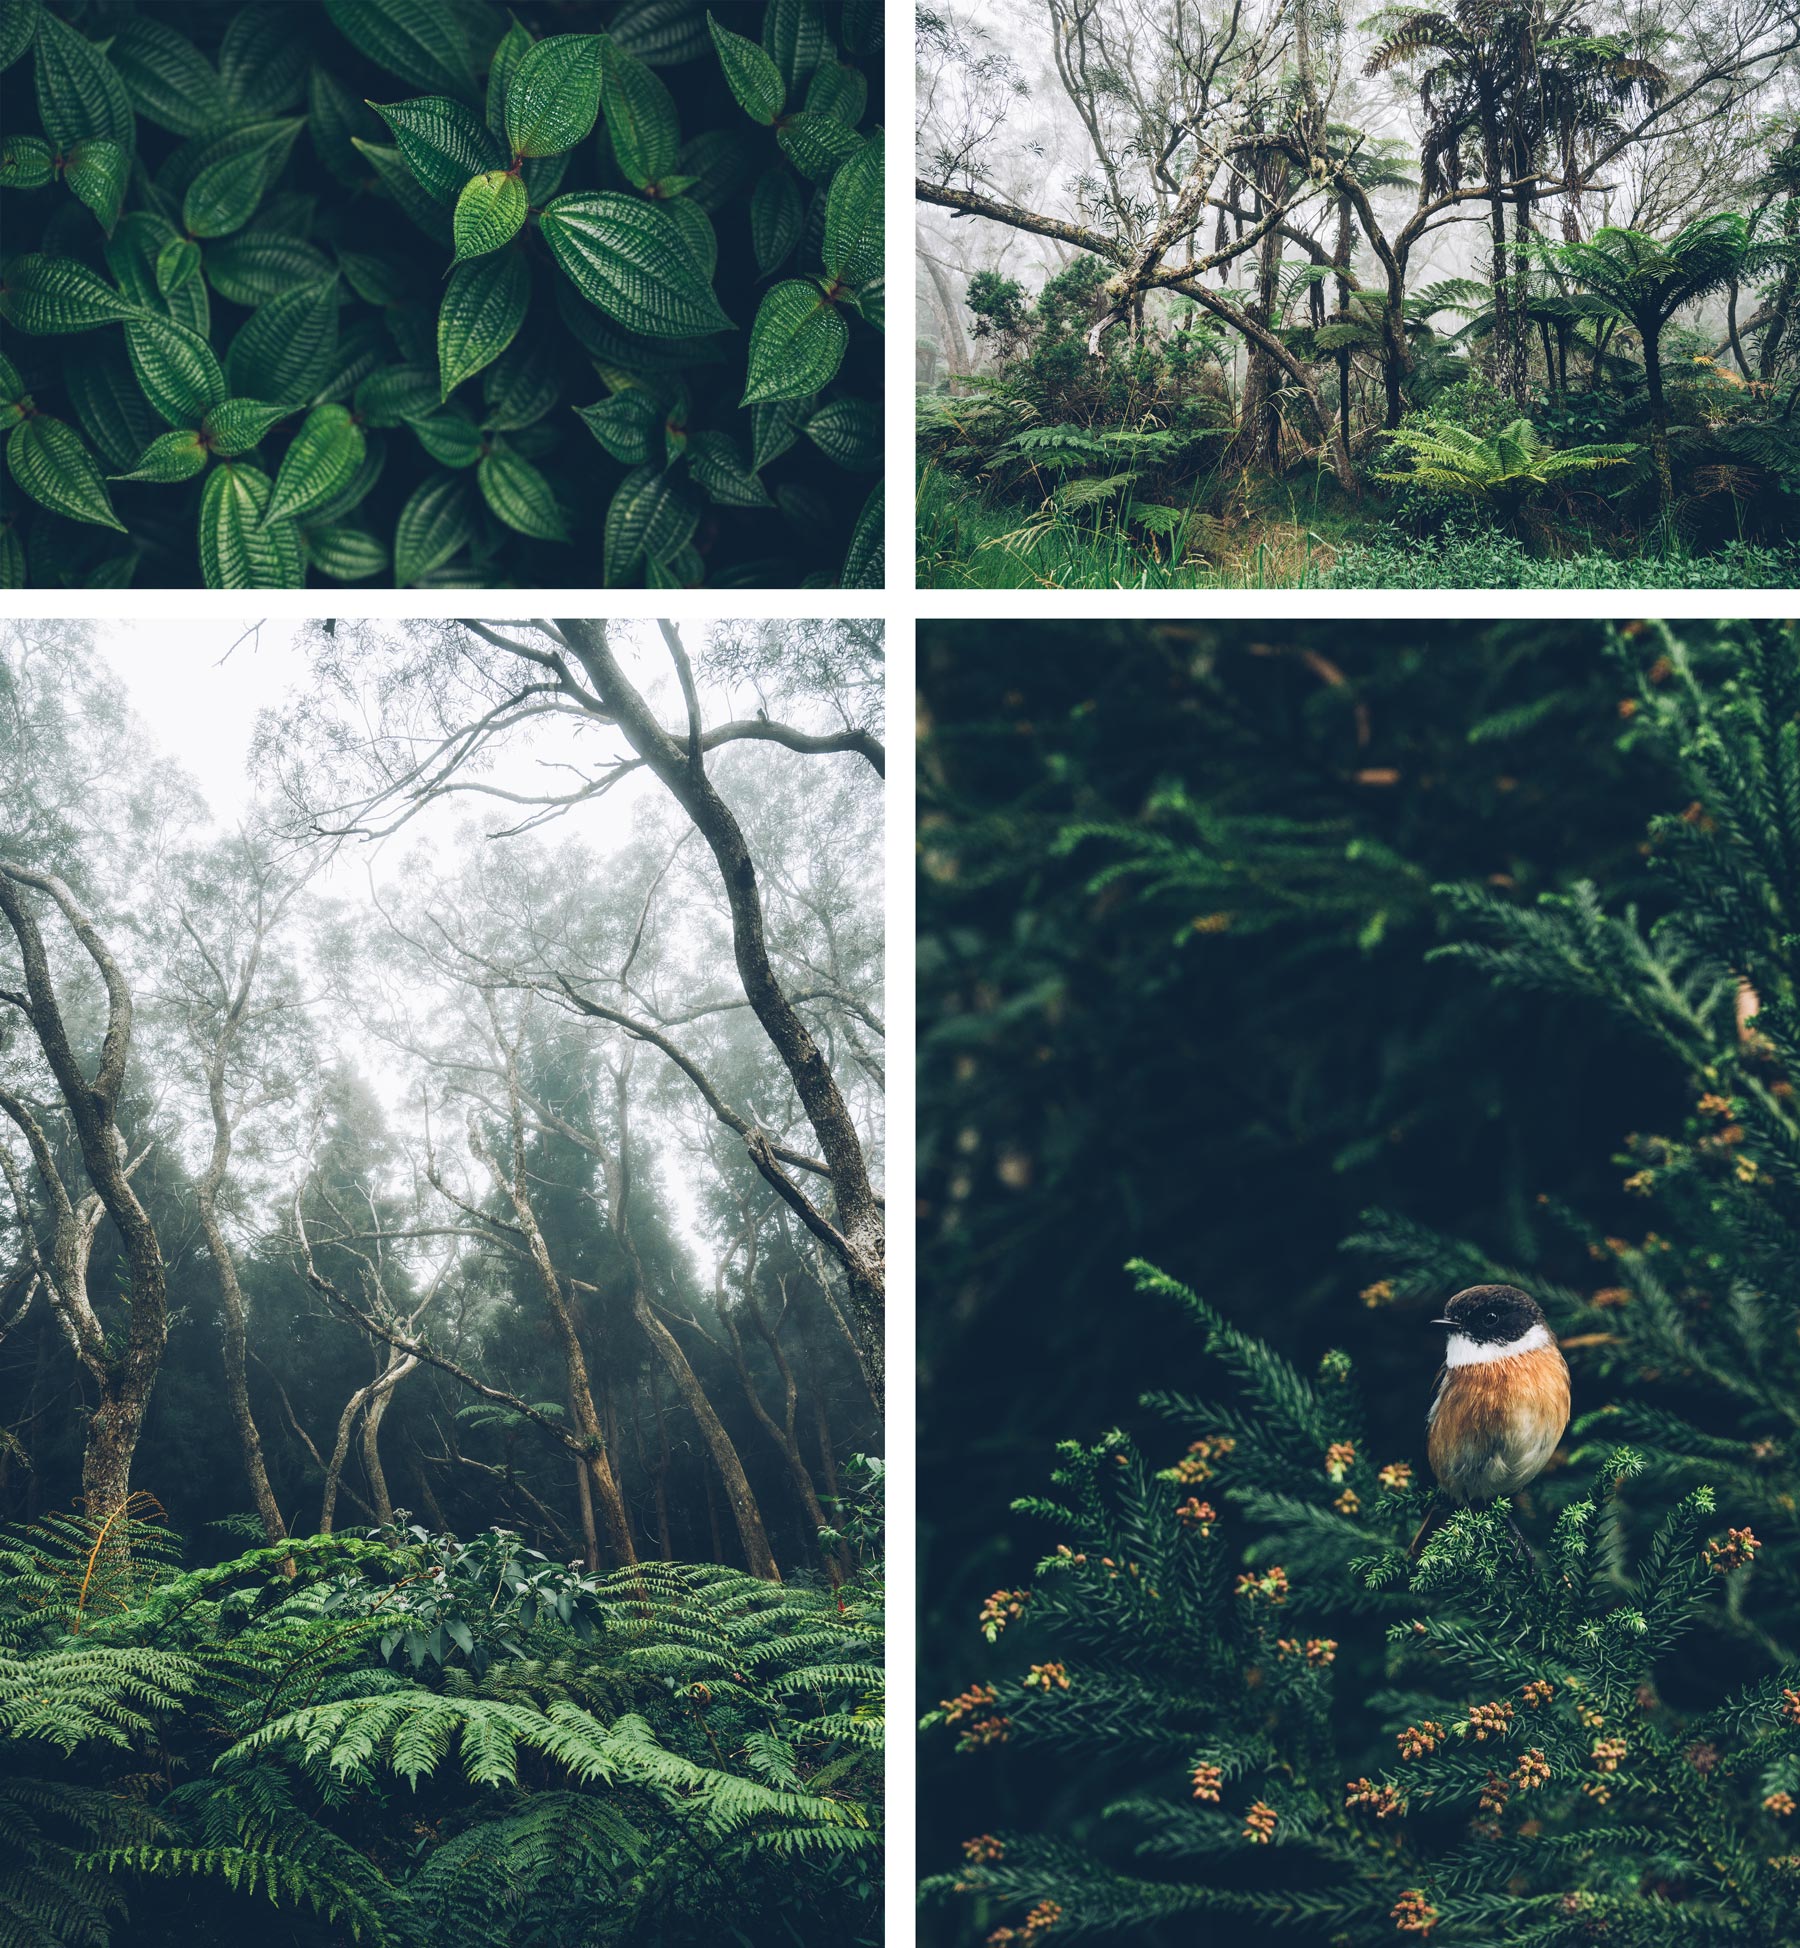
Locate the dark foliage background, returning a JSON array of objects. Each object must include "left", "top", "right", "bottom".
[
  {"left": 0, "top": 0, "right": 883, "bottom": 589},
  {"left": 915, "top": 624, "right": 1700, "bottom": 1923}
]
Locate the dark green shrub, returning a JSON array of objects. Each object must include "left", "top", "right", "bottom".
[{"left": 0, "top": 0, "right": 884, "bottom": 589}]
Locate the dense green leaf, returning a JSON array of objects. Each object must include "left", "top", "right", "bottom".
[
  {"left": 486, "top": 17, "right": 533, "bottom": 139},
  {"left": 0, "top": 0, "right": 36, "bottom": 74},
  {"left": 322, "top": 0, "right": 475, "bottom": 97},
  {"left": 750, "top": 167, "right": 802, "bottom": 274},
  {"left": 205, "top": 233, "right": 335, "bottom": 307},
  {"left": 33, "top": 7, "right": 134, "bottom": 154},
  {"left": 372, "top": 95, "right": 504, "bottom": 201},
  {"left": 109, "top": 16, "right": 228, "bottom": 136},
  {"left": 0, "top": 521, "right": 22, "bottom": 587},
  {"left": 354, "top": 138, "right": 454, "bottom": 240},
  {"left": 356, "top": 364, "right": 440, "bottom": 427},
  {"left": 264, "top": 404, "right": 366, "bottom": 525},
  {"left": 7, "top": 413, "right": 124, "bottom": 529},
  {"left": 689, "top": 429, "right": 773, "bottom": 506},
  {"left": 506, "top": 33, "right": 603, "bottom": 159},
  {"left": 751, "top": 394, "right": 811, "bottom": 470},
  {"left": 478, "top": 442, "right": 567, "bottom": 540},
  {"left": 304, "top": 523, "right": 388, "bottom": 581},
  {"left": 805, "top": 55, "right": 866, "bottom": 127},
  {"left": 453, "top": 168, "right": 529, "bottom": 261},
  {"left": 763, "top": 0, "right": 826, "bottom": 92},
  {"left": 541, "top": 191, "right": 732, "bottom": 337},
  {"left": 742, "top": 281, "right": 845, "bottom": 404},
  {"left": 309, "top": 61, "right": 380, "bottom": 184},
  {"left": 604, "top": 461, "right": 698, "bottom": 581},
  {"left": 225, "top": 279, "right": 340, "bottom": 403},
  {"left": 841, "top": 479, "right": 881, "bottom": 587},
  {"left": 708, "top": 13, "right": 783, "bottom": 124},
  {"left": 65, "top": 336, "right": 160, "bottom": 468},
  {"left": 611, "top": 0, "right": 714, "bottom": 65},
  {"left": 776, "top": 111, "right": 860, "bottom": 182},
  {"left": 575, "top": 387, "right": 663, "bottom": 463},
  {"left": 155, "top": 236, "right": 201, "bottom": 299},
  {"left": 182, "top": 119, "right": 304, "bottom": 238},
  {"left": 107, "top": 213, "right": 206, "bottom": 332},
  {"left": 481, "top": 341, "right": 561, "bottom": 429},
  {"left": 198, "top": 461, "right": 303, "bottom": 588},
  {"left": 0, "top": 350, "right": 23, "bottom": 406},
  {"left": 822, "top": 133, "right": 882, "bottom": 286},
  {"left": 0, "top": 253, "right": 139, "bottom": 333},
  {"left": 113, "top": 428, "right": 208, "bottom": 483},
  {"left": 126, "top": 314, "right": 227, "bottom": 427},
  {"left": 805, "top": 395, "right": 880, "bottom": 469},
  {"left": 412, "top": 407, "right": 482, "bottom": 467},
  {"left": 394, "top": 469, "right": 476, "bottom": 583},
  {"left": 439, "top": 250, "right": 530, "bottom": 398},
  {"left": 201, "top": 398, "right": 291, "bottom": 457},
  {"left": 64, "top": 136, "right": 126, "bottom": 232},
  {"left": 598, "top": 33, "right": 681, "bottom": 186},
  {"left": 219, "top": 6, "right": 310, "bottom": 115},
  {"left": 0, "top": 132, "right": 52, "bottom": 187}
]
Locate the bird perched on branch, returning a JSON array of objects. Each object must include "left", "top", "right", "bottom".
[{"left": 1409, "top": 1284, "right": 1570, "bottom": 1559}]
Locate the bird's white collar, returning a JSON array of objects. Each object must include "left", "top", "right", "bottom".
[{"left": 1444, "top": 1321, "right": 1553, "bottom": 1367}]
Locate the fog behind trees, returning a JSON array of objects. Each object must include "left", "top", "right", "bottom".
[{"left": 0, "top": 620, "right": 884, "bottom": 1583}]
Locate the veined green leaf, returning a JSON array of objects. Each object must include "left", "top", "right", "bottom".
[
  {"left": 110, "top": 15, "right": 229, "bottom": 136},
  {"left": 0, "top": 253, "right": 139, "bottom": 333},
  {"left": 742, "top": 280, "right": 845, "bottom": 404},
  {"left": 841, "top": 479, "right": 881, "bottom": 587},
  {"left": 662, "top": 197, "right": 718, "bottom": 280},
  {"left": 750, "top": 167, "right": 802, "bottom": 275},
  {"left": 0, "top": 351, "right": 23, "bottom": 406},
  {"left": 34, "top": 7, "right": 134, "bottom": 154},
  {"left": 305, "top": 523, "right": 387, "bottom": 581},
  {"left": 8, "top": 414, "right": 125, "bottom": 529},
  {"left": 0, "top": 133, "right": 52, "bottom": 187},
  {"left": 0, "top": 0, "right": 38, "bottom": 75},
  {"left": 764, "top": 0, "right": 825, "bottom": 91},
  {"left": 482, "top": 340, "right": 560, "bottom": 430},
  {"left": 353, "top": 138, "right": 454, "bottom": 240},
  {"left": 226, "top": 280, "right": 339, "bottom": 403},
  {"left": 707, "top": 14, "right": 783, "bottom": 125},
  {"left": 805, "top": 55, "right": 866, "bottom": 126},
  {"left": 206, "top": 233, "right": 336, "bottom": 307},
  {"left": 126, "top": 314, "right": 227, "bottom": 426},
  {"left": 337, "top": 251, "right": 420, "bottom": 308},
  {"left": 202, "top": 398, "right": 291, "bottom": 456},
  {"left": 823, "top": 133, "right": 881, "bottom": 285},
  {"left": 688, "top": 429, "right": 772, "bottom": 506},
  {"left": 181, "top": 119, "right": 306, "bottom": 238},
  {"left": 439, "top": 249, "right": 530, "bottom": 398},
  {"left": 599, "top": 34, "right": 680, "bottom": 187},
  {"left": 306, "top": 429, "right": 385, "bottom": 521},
  {"left": 506, "top": 33, "right": 603, "bottom": 159},
  {"left": 610, "top": 0, "right": 712, "bottom": 65},
  {"left": 394, "top": 470, "right": 475, "bottom": 584},
  {"left": 107, "top": 213, "right": 206, "bottom": 333},
  {"left": 844, "top": 274, "right": 882, "bottom": 330},
  {"left": 219, "top": 6, "right": 309, "bottom": 114},
  {"left": 453, "top": 169, "right": 528, "bottom": 261},
  {"left": 0, "top": 523, "right": 22, "bottom": 588},
  {"left": 66, "top": 337, "right": 161, "bottom": 468},
  {"left": 604, "top": 462, "right": 697, "bottom": 582},
  {"left": 371, "top": 95, "right": 504, "bottom": 201},
  {"left": 156, "top": 237, "right": 201, "bottom": 298},
  {"left": 199, "top": 462, "right": 304, "bottom": 588},
  {"left": 776, "top": 111, "right": 860, "bottom": 183},
  {"left": 113, "top": 428, "right": 208, "bottom": 482},
  {"left": 751, "top": 395, "right": 811, "bottom": 470},
  {"left": 264, "top": 404, "right": 365, "bottom": 524},
  {"left": 486, "top": 18, "right": 532, "bottom": 140},
  {"left": 322, "top": 0, "right": 475, "bottom": 98},
  {"left": 478, "top": 442, "right": 567, "bottom": 539},
  {"left": 575, "top": 387, "right": 662, "bottom": 464},
  {"left": 355, "top": 365, "right": 440, "bottom": 427},
  {"left": 412, "top": 408, "right": 481, "bottom": 468},
  {"left": 541, "top": 191, "right": 732, "bottom": 338},
  {"left": 309, "top": 60, "right": 379, "bottom": 185},
  {"left": 804, "top": 395, "right": 879, "bottom": 469}
]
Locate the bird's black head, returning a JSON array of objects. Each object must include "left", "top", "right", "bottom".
[{"left": 1433, "top": 1284, "right": 1545, "bottom": 1346}]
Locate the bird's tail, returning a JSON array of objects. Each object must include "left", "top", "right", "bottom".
[{"left": 1407, "top": 1496, "right": 1448, "bottom": 1562}]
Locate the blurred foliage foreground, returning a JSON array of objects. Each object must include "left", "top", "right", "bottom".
[
  {"left": 920, "top": 625, "right": 1800, "bottom": 1945},
  {"left": 0, "top": 1483, "right": 883, "bottom": 1946}
]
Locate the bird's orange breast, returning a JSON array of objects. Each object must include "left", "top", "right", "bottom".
[{"left": 1427, "top": 1344, "right": 1570, "bottom": 1503}]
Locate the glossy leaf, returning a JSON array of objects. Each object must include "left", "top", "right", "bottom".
[
  {"left": 8, "top": 414, "right": 125, "bottom": 529},
  {"left": 742, "top": 281, "right": 846, "bottom": 404},
  {"left": 34, "top": 7, "right": 134, "bottom": 154},
  {"left": 707, "top": 13, "right": 783, "bottom": 124},
  {"left": 126, "top": 314, "right": 227, "bottom": 426},
  {"left": 604, "top": 462, "right": 698, "bottom": 582},
  {"left": 394, "top": 470, "right": 475, "bottom": 584},
  {"left": 226, "top": 280, "right": 340, "bottom": 403},
  {"left": 202, "top": 398, "right": 291, "bottom": 456},
  {"left": 305, "top": 523, "right": 388, "bottom": 581},
  {"left": 204, "top": 234, "right": 335, "bottom": 307},
  {"left": 439, "top": 250, "right": 529, "bottom": 398},
  {"left": 478, "top": 443, "right": 567, "bottom": 540},
  {"left": 804, "top": 396, "right": 880, "bottom": 469},
  {"left": 356, "top": 364, "right": 440, "bottom": 427},
  {"left": 0, "top": 253, "right": 139, "bottom": 333},
  {"left": 0, "top": 0, "right": 36, "bottom": 75},
  {"left": 805, "top": 56, "right": 866, "bottom": 127},
  {"left": 575, "top": 388, "right": 663, "bottom": 464},
  {"left": 264, "top": 404, "right": 366, "bottom": 525},
  {"left": 823, "top": 133, "right": 882, "bottom": 286},
  {"left": 113, "top": 428, "right": 208, "bottom": 483},
  {"left": 506, "top": 34, "right": 603, "bottom": 159},
  {"left": 219, "top": 7, "right": 309, "bottom": 115},
  {"left": 182, "top": 119, "right": 303, "bottom": 237},
  {"left": 486, "top": 18, "right": 532, "bottom": 139},
  {"left": 353, "top": 139, "right": 453, "bottom": 241},
  {"left": 0, "top": 133, "right": 52, "bottom": 187},
  {"left": 763, "top": 0, "right": 825, "bottom": 92},
  {"left": 453, "top": 169, "right": 528, "bottom": 261},
  {"left": 412, "top": 408, "right": 482, "bottom": 468},
  {"left": 750, "top": 167, "right": 802, "bottom": 275},
  {"left": 62, "top": 139, "right": 126, "bottom": 232},
  {"left": 321, "top": 0, "right": 475, "bottom": 98},
  {"left": 66, "top": 337, "right": 161, "bottom": 468},
  {"left": 155, "top": 237, "right": 201, "bottom": 298},
  {"left": 109, "top": 16, "right": 228, "bottom": 136},
  {"left": 198, "top": 462, "right": 303, "bottom": 588},
  {"left": 841, "top": 479, "right": 882, "bottom": 588},
  {"left": 598, "top": 34, "right": 680, "bottom": 187},
  {"left": 750, "top": 394, "right": 811, "bottom": 471},
  {"left": 775, "top": 111, "right": 860, "bottom": 183},
  {"left": 688, "top": 429, "right": 773, "bottom": 506},
  {"left": 541, "top": 192, "right": 732, "bottom": 338},
  {"left": 372, "top": 95, "right": 504, "bottom": 201}
]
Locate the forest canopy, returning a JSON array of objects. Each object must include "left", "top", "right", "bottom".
[
  {"left": 0, "top": 619, "right": 885, "bottom": 1946},
  {"left": 916, "top": 0, "right": 1800, "bottom": 588}
]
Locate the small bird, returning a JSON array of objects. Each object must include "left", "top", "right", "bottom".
[{"left": 1410, "top": 1284, "right": 1570, "bottom": 1560}]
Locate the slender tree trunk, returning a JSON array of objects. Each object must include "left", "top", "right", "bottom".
[
  {"left": 1479, "top": 89, "right": 1524, "bottom": 405},
  {"left": 361, "top": 1384, "right": 397, "bottom": 1528},
  {"left": 197, "top": 1184, "right": 286, "bottom": 1547},
  {"left": 651, "top": 1380, "right": 674, "bottom": 1560},
  {"left": 1645, "top": 336, "right": 1674, "bottom": 515}
]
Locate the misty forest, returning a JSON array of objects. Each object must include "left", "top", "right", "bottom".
[
  {"left": 917, "top": 0, "right": 1800, "bottom": 588},
  {"left": 0, "top": 621, "right": 884, "bottom": 1947}
]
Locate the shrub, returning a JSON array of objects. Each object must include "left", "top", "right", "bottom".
[
  {"left": 0, "top": 0, "right": 885, "bottom": 590},
  {"left": 1321, "top": 528, "right": 1800, "bottom": 588}
]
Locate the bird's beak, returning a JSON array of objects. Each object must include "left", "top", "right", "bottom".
[{"left": 1428, "top": 1317, "right": 1453, "bottom": 1327}]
